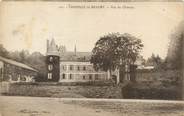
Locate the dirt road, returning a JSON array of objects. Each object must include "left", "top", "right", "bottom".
[{"left": 1, "top": 96, "right": 184, "bottom": 116}]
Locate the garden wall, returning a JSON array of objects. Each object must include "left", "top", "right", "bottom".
[{"left": 1, "top": 82, "right": 122, "bottom": 99}]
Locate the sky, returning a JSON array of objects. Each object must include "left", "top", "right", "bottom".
[{"left": 0, "top": 2, "right": 184, "bottom": 59}]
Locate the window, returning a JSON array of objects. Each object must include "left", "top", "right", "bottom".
[
  {"left": 49, "top": 57, "right": 53, "bottom": 62},
  {"left": 83, "top": 75, "right": 85, "bottom": 80},
  {"left": 48, "top": 73, "right": 52, "bottom": 79},
  {"left": 63, "top": 66, "right": 65, "bottom": 70},
  {"left": 83, "top": 66, "right": 86, "bottom": 71},
  {"left": 77, "top": 66, "right": 80, "bottom": 71},
  {"left": 95, "top": 74, "right": 98, "bottom": 80},
  {"left": 69, "top": 74, "right": 72, "bottom": 79},
  {"left": 70, "top": 65, "right": 73, "bottom": 70},
  {"left": 48, "top": 64, "right": 53, "bottom": 71},
  {"left": 89, "top": 75, "right": 92, "bottom": 80},
  {"left": 128, "top": 76, "right": 131, "bottom": 81},
  {"left": 62, "top": 74, "right": 65, "bottom": 79}
]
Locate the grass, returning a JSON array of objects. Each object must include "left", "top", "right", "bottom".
[{"left": 63, "top": 99, "right": 184, "bottom": 116}]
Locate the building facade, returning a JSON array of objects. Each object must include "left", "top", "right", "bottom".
[
  {"left": 46, "top": 39, "right": 60, "bottom": 82},
  {"left": 59, "top": 61, "right": 109, "bottom": 82},
  {"left": 46, "top": 38, "right": 118, "bottom": 83},
  {"left": 45, "top": 38, "right": 149, "bottom": 84},
  {"left": 0, "top": 56, "right": 37, "bottom": 82}
]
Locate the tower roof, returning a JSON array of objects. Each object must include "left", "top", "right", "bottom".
[{"left": 46, "top": 38, "right": 60, "bottom": 56}]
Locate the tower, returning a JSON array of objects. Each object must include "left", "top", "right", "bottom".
[{"left": 46, "top": 38, "right": 60, "bottom": 82}]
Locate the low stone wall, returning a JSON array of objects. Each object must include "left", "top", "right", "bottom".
[{"left": 1, "top": 82, "right": 122, "bottom": 99}]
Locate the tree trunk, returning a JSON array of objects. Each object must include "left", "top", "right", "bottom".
[
  {"left": 130, "top": 64, "right": 137, "bottom": 82},
  {"left": 119, "top": 65, "right": 125, "bottom": 83}
]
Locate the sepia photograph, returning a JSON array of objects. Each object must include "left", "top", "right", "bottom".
[{"left": 0, "top": 1, "right": 184, "bottom": 116}]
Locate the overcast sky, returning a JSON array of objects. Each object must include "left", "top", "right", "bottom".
[{"left": 0, "top": 2, "right": 184, "bottom": 58}]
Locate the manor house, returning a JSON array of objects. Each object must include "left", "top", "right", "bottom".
[{"left": 46, "top": 38, "right": 120, "bottom": 83}]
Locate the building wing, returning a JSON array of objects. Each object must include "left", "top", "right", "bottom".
[{"left": 0, "top": 56, "right": 37, "bottom": 72}]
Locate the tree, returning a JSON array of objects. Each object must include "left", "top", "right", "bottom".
[
  {"left": 0, "top": 44, "right": 9, "bottom": 58},
  {"left": 90, "top": 33, "right": 143, "bottom": 79},
  {"left": 26, "top": 52, "right": 47, "bottom": 81},
  {"left": 19, "top": 50, "right": 29, "bottom": 63},
  {"left": 8, "top": 50, "right": 29, "bottom": 63},
  {"left": 146, "top": 54, "right": 163, "bottom": 68},
  {"left": 166, "top": 21, "right": 184, "bottom": 69}
]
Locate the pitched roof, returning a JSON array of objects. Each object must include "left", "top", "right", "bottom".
[
  {"left": 60, "top": 51, "right": 91, "bottom": 61},
  {"left": 60, "top": 61, "right": 92, "bottom": 65},
  {"left": 0, "top": 56, "right": 37, "bottom": 72}
]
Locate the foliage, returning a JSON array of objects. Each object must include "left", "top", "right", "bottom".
[
  {"left": 0, "top": 44, "right": 46, "bottom": 81},
  {"left": 166, "top": 21, "right": 184, "bottom": 69},
  {"left": 0, "top": 44, "right": 9, "bottom": 58},
  {"left": 9, "top": 50, "right": 29, "bottom": 63},
  {"left": 26, "top": 52, "right": 47, "bottom": 81},
  {"left": 122, "top": 82, "right": 181, "bottom": 100},
  {"left": 90, "top": 33, "right": 143, "bottom": 72},
  {"left": 145, "top": 53, "right": 164, "bottom": 69}
]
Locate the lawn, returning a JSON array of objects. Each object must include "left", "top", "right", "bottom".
[{"left": 1, "top": 96, "right": 184, "bottom": 116}]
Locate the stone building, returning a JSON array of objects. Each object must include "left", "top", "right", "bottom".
[
  {"left": 46, "top": 38, "right": 152, "bottom": 84},
  {"left": 59, "top": 61, "right": 109, "bottom": 82},
  {"left": 46, "top": 39, "right": 60, "bottom": 82},
  {"left": 0, "top": 56, "right": 37, "bottom": 82},
  {"left": 46, "top": 38, "right": 119, "bottom": 83}
]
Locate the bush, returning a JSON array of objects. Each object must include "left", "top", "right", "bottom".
[{"left": 122, "top": 82, "right": 182, "bottom": 100}]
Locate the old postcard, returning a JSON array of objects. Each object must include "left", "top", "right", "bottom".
[{"left": 0, "top": 1, "right": 184, "bottom": 116}]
